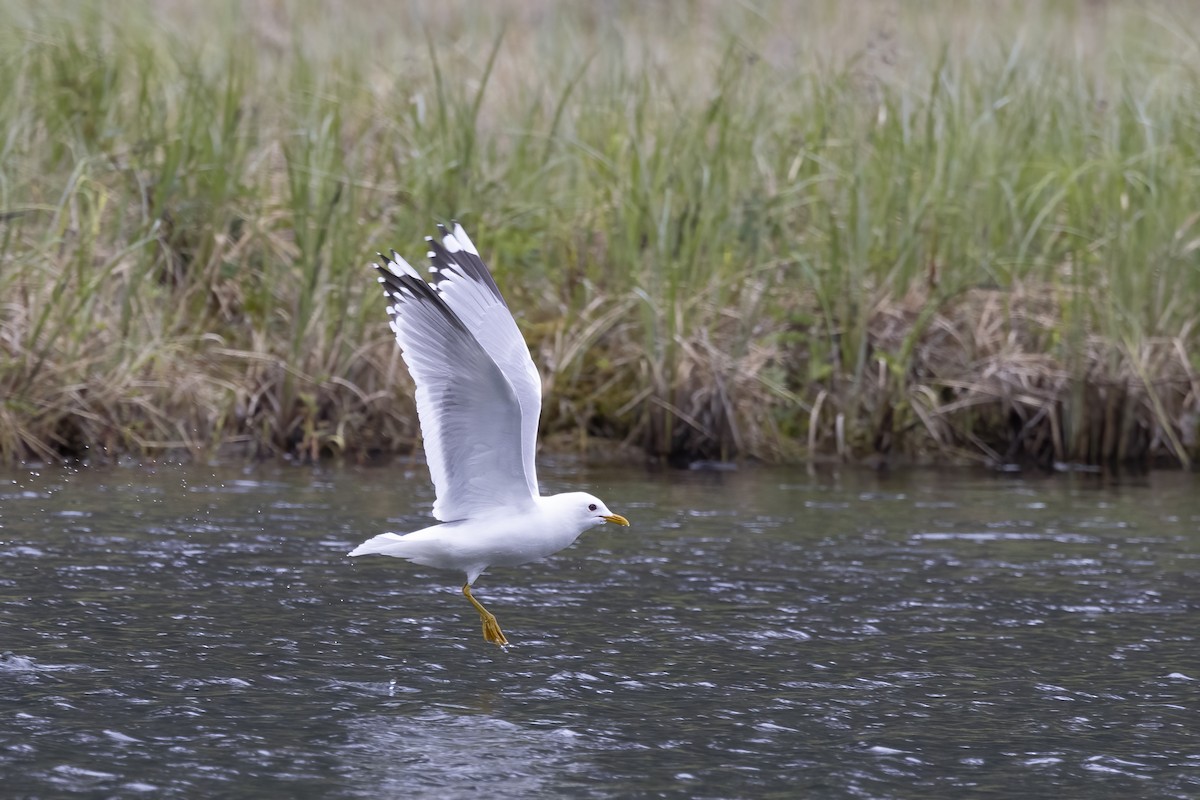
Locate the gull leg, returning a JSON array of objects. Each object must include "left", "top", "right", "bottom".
[{"left": 463, "top": 583, "right": 509, "bottom": 647}]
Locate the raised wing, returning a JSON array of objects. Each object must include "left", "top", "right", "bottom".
[
  {"left": 376, "top": 246, "right": 538, "bottom": 521},
  {"left": 425, "top": 222, "right": 541, "bottom": 500}
]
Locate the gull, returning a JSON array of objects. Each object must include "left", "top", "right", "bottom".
[{"left": 348, "top": 222, "right": 630, "bottom": 646}]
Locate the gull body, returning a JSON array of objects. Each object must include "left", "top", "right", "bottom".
[
  {"left": 348, "top": 223, "right": 629, "bottom": 646},
  {"left": 349, "top": 492, "right": 621, "bottom": 584}
]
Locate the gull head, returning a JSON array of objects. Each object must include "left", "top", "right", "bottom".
[{"left": 542, "top": 491, "right": 630, "bottom": 532}]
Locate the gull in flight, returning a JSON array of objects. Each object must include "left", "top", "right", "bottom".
[{"left": 348, "top": 223, "right": 630, "bottom": 646}]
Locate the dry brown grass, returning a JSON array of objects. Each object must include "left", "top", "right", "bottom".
[{"left": 851, "top": 286, "right": 1200, "bottom": 467}]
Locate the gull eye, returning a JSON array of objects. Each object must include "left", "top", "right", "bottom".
[{"left": 588, "top": 503, "right": 597, "bottom": 512}]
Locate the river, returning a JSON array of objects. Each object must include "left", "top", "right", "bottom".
[{"left": 1, "top": 461, "right": 1197, "bottom": 798}]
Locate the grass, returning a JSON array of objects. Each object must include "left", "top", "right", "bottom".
[{"left": 2, "top": 0, "right": 1200, "bottom": 468}]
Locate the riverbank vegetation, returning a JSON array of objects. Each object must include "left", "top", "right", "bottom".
[{"left": 2, "top": 1, "right": 1199, "bottom": 468}]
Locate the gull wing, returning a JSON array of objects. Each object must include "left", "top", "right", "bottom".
[
  {"left": 376, "top": 248, "right": 538, "bottom": 521},
  {"left": 425, "top": 223, "right": 541, "bottom": 500}
]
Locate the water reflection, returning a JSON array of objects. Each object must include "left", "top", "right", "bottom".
[{"left": 342, "top": 710, "right": 597, "bottom": 798}]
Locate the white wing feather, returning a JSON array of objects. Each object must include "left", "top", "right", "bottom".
[
  {"left": 377, "top": 242, "right": 538, "bottom": 521},
  {"left": 426, "top": 223, "right": 541, "bottom": 500}
]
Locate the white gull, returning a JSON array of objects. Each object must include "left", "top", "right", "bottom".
[{"left": 348, "top": 223, "right": 630, "bottom": 646}]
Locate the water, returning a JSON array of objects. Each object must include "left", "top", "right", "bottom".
[{"left": 1, "top": 462, "right": 1198, "bottom": 798}]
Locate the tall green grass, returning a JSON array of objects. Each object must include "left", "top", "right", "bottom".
[{"left": 2, "top": 1, "right": 1199, "bottom": 467}]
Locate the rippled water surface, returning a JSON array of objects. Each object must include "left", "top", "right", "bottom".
[{"left": 1, "top": 462, "right": 1198, "bottom": 798}]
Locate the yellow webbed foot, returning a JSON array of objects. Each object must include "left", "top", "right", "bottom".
[
  {"left": 463, "top": 583, "right": 510, "bottom": 647},
  {"left": 480, "top": 612, "right": 509, "bottom": 647}
]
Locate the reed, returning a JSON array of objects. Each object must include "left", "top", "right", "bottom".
[{"left": 2, "top": 0, "right": 1199, "bottom": 467}]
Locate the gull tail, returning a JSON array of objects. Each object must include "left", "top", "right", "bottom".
[
  {"left": 348, "top": 533, "right": 411, "bottom": 558},
  {"left": 348, "top": 525, "right": 459, "bottom": 573}
]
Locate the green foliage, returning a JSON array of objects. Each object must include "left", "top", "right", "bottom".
[{"left": 1, "top": 1, "right": 1199, "bottom": 465}]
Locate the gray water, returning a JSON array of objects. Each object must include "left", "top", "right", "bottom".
[{"left": 0, "top": 461, "right": 1197, "bottom": 799}]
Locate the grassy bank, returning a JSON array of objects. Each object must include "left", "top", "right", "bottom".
[{"left": 2, "top": 0, "right": 1199, "bottom": 468}]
